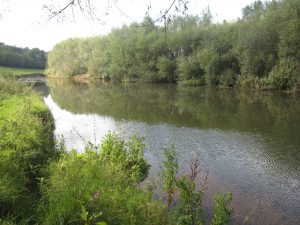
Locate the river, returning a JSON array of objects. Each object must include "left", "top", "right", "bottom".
[{"left": 35, "top": 79, "right": 300, "bottom": 225}]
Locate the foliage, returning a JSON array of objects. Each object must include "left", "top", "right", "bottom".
[
  {"left": 236, "top": 74, "right": 266, "bottom": 90},
  {"left": 159, "top": 148, "right": 232, "bottom": 225},
  {"left": 46, "top": 0, "right": 300, "bottom": 91},
  {"left": 267, "top": 58, "right": 299, "bottom": 90},
  {"left": 219, "top": 69, "right": 236, "bottom": 87},
  {"left": 39, "top": 145, "right": 163, "bottom": 225},
  {"left": 210, "top": 193, "right": 233, "bottom": 225},
  {"left": 157, "top": 56, "right": 177, "bottom": 82},
  {"left": 46, "top": 38, "right": 89, "bottom": 77},
  {"left": 100, "top": 133, "right": 150, "bottom": 182},
  {"left": 175, "top": 158, "right": 206, "bottom": 225},
  {"left": 177, "top": 54, "right": 205, "bottom": 84},
  {"left": 0, "top": 43, "right": 46, "bottom": 69},
  {"left": 159, "top": 146, "right": 179, "bottom": 224},
  {"left": 0, "top": 80, "right": 57, "bottom": 224}
]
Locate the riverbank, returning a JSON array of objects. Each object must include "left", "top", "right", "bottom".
[
  {"left": 0, "top": 66, "right": 44, "bottom": 76},
  {"left": 0, "top": 78, "right": 57, "bottom": 224},
  {"left": 0, "top": 66, "right": 46, "bottom": 82},
  {"left": 16, "top": 73, "right": 46, "bottom": 82}
]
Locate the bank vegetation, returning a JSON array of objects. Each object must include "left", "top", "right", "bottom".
[{"left": 47, "top": 0, "right": 300, "bottom": 91}]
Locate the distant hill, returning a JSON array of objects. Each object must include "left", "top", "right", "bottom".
[{"left": 0, "top": 42, "right": 46, "bottom": 69}]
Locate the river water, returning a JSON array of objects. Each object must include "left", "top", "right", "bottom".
[{"left": 37, "top": 80, "right": 300, "bottom": 225}]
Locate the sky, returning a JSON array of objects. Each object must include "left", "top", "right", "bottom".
[{"left": 0, "top": 0, "right": 256, "bottom": 51}]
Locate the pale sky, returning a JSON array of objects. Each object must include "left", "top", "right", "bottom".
[{"left": 0, "top": 0, "right": 256, "bottom": 51}]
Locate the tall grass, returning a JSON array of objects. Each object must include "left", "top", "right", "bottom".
[{"left": 0, "top": 79, "right": 58, "bottom": 224}]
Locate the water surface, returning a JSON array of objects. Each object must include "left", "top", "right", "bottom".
[{"left": 42, "top": 80, "right": 300, "bottom": 225}]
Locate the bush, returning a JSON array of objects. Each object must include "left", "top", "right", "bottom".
[
  {"left": 100, "top": 133, "right": 150, "bottom": 182},
  {"left": 156, "top": 56, "right": 176, "bottom": 82},
  {"left": 219, "top": 69, "right": 236, "bottom": 87},
  {"left": 236, "top": 74, "right": 266, "bottom": 89},
  {"left": 267, "top": 58, "right": 299, "bottom": 90},
  {"left": 39, "top": 147, "right": 163, "bottom": 225},
  {"left": 177, "top": 54, "right": 205, "bottom": 83}
]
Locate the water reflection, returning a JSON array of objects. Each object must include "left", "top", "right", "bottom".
[{"left": 44, "top": 79, "right": 300, "bottom": 225}]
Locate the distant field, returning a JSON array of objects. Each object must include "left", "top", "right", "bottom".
[{"left": 0, "top": 66, "right": 44, "bottom": 76}]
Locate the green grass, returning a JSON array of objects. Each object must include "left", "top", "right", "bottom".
[
  {"left": 0, "top": 66, "right": 44, "bottom": 76},
  {"left": 0, "top": 79, "right": 57, "bottom": 224}
]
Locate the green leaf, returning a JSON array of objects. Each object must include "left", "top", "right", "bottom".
[
  {"left": 96, "top": 222, "right": 107, "bottom": 225},
  {"left": 81, "top": 205, "right": 87, "bottom": 221}
]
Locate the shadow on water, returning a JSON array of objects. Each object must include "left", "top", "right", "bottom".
[{"left": 42, "top": 79, "right": 300, "bottom": 225}]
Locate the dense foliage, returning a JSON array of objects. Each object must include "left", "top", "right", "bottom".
[
  {"left": 46, "top": 0, "right": 300, "bottom": 91},
  {"left": 0, "top": 43, "right": 46, "bottom": 69},
  {"left": 0, "top": 79, "right": 58, "bottom": 224}
]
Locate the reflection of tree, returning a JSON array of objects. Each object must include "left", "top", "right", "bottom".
[
  {"left": 48, "top": 80, "right": 300, "bottom": 140},
  {"left": 47, "top": 79, "right": 300, "bottom": 171}
]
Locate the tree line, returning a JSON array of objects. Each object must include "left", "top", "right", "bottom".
[
  {"left": 0, "top": 43, "right": 46, "bottom": 69},
  {"left": 47, "top": 0, "right": 300, "bottom": 91}
]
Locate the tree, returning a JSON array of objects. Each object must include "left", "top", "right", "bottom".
[{"left": 0, "top": 43, "right": 46, "bottom": 69}]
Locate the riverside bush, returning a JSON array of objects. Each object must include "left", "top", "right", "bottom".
[
  {"left": 39, "top": 146, "right": 163, "bottom": 225},
  {"left": 267, "top": 58, "right": 299, "bottom": 90},
  {"left": 100, "top": 133, "right": 150, "bottom": 182},
  {"left": 236, "top": 74, "right": 267, "bottom": 90}
]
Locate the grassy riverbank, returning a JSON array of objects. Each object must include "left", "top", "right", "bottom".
[
  {"left": 0, "top": 79, "right": 232, "bottom": 225},
  {"left": 0, "top": 78, "right": 57, "bottom": 224},
  {"left": 0, "top": 66, "right": 44, "bottom": 77}
]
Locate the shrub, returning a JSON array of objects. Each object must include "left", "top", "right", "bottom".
[
  {"left": 267, "top": 58, "right": 299, "bottom": 90},
  {"left": 210, "top": 193, "right": 233, "bottom": 225},
  {"left": 236, "top": 74, "right": 266, "bottom": 89},
  {"left": 177, "top": 54, "right": 205, "bottom": 83},
  {"left": 39, "top": 148, "right": 163, "bottom": 225},
  {"left": 100, "top": 133, "right": 150, "bottom": 182},
  {"left": 156, "top": 56, "right": 176, "bottom": 82},
  {"left": 219, "top": 69, "right": 236, "bottom": 87}
]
